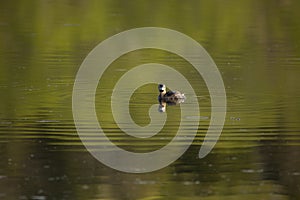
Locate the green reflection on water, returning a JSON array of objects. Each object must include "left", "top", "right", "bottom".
[{"left": 0, "top": 0, "right": 300, "bottom": 199}]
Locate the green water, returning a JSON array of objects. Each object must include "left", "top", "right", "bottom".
[{"left": 1, "top": 0, "right": 300, "bottom": 199}]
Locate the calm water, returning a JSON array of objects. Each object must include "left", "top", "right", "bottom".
[{"left": 1, "top": 0, "right": 300, "bottom": 199}]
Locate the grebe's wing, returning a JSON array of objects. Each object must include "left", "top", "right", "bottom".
[{"left": 165, "top": 90, "right": 175, "bottom": 96}]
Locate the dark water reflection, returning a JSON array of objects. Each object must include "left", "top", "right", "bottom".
[{"left": 1, "top": 0, "right": 300, "bottom": 199}]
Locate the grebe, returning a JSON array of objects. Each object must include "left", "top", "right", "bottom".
[{"left": 158, "top": 84, "right": 186, "bottom": 104}]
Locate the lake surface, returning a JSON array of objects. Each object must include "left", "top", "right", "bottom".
[{"left": 1, "top": 0, "right": 300, "bottom": 199}]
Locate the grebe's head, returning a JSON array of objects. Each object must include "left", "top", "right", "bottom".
[{"left": 158, "top": 84, "right": 166, "bottom": 93}]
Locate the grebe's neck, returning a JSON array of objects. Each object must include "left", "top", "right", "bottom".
[{"left": 160, "top": 91, "right": 166, "bottom": 97}]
